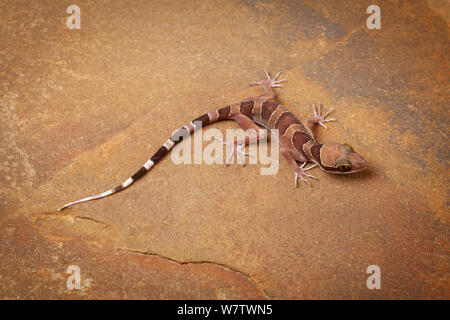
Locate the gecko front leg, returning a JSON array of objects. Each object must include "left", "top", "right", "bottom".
[
  {"left": 280, "top": 148, "right": 317, "bottom": 187},
  {"left": 303, "top": 104, "right": 336, "bottom": 132}
]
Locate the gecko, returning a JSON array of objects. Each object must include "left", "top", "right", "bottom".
[{"left": 58, "top": 70, "right": 367, "bottom": 211}]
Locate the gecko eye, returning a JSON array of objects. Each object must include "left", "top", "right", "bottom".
[
  {"left": 336, "top": 157, "right": 352, "bottom": 172},
  {"left": 342, "top": 143, "right": 354, "bottom": 153},
  {"left": 337, "top": 163, "right": 351, "bottom": 172}
]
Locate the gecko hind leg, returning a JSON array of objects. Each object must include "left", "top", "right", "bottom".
[
  {"left": 213, "top": 141, "right": 249, "bottom": 165},
  {"left": 216, "top": 114, "right": 267, "bottom": 166}
]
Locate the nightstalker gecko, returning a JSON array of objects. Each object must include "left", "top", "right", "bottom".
[{"left": 58, "top": 70, "right": 367, "bottom": 211}]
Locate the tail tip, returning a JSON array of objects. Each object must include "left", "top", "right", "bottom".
[{"left": 57, "top": 204, "right": 69, "bottom": 211}]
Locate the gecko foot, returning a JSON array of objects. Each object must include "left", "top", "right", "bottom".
[
  {"left": 294, "top": 162, "right": 317, "bottom": 187},
  {"left": 215, "top": 138, "right": 249, "bottom": 166},
  {"left": 312, "top": 104, "right": 336, "bottom": 130},
  {"left": 249, "top": 69, "right": 287, "bottom": 88}
]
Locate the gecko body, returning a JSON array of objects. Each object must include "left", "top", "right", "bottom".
[{"left": 58, "top": 71, "right": 367, "bottom": 211}]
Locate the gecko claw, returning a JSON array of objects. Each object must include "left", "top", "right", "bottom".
[{"left": 312, "top": 104, "right": 336, "bottom": 130}]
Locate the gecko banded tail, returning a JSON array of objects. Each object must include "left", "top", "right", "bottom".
[{"left": 57, "top": 105, "right": 232, "bottom": 211}]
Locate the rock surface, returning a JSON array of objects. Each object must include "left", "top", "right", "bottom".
[{"left": 0, "top": 0, "right": 448, "bottom": 299}]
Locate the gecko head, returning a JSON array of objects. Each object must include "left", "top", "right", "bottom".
[{"left": 312, "top": 142, "right": 368, "bottom": 174}]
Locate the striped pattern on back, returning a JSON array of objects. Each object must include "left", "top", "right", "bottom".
[{"left": 236, "top": 100, "right": 314, "bottom": 159}]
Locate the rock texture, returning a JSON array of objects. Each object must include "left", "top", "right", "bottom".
[{"left": 0, "top": 0, "right": 448, "bottom": 299}]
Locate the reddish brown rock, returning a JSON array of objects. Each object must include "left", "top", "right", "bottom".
[{"left": 0, "top": 0, "right": 448, "bottom": 299}]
